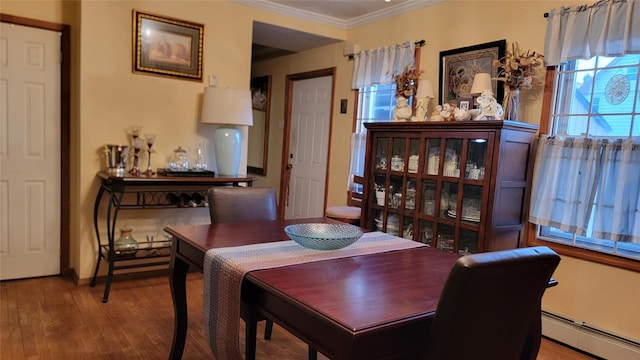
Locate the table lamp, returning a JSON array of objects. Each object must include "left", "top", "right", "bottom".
[
  {"left": 201, "top": 86, "right": 253, "bottom": 176},
  {"left": 469, "top": 73, "right": 503, "bottom": 120}
]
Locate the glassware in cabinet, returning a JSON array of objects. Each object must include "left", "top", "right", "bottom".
[
  {"left": 460, "top": 184, "right": 482, "bottom": 224},
  {"left": 408, "top": 138, "right": 420, "bottom": 173},
  {"left": 419, "top": 220, "right": 434, "bottom": 246},
  {"left": 436, "top": 224, "right": 455, "bottom": 252},
  {"left": 375, "top": 137, "right": 389, "bottom": 170},
  {"left": 465, "top": 138, "right": 488, "bottom": 180},
  {"left": 390, "top": 138, "right": 406, "bottom": 172},
  {"left": 388, "top": 175, "right": 404, "bottom": 209},
  {"left": 421, "top": 180, "right": 436, "bottom": 216},
  {"left": 459, "top": 229, "right": 479, "bottom": 254},
  {"left": 444, "top": 139, "right": 463, "bottom": 178},
  {"left": 425, "top": 138, "right": 441, "bottom": 175}
]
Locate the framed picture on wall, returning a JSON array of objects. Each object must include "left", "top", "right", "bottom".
[
  {"left": 132, "top": 10, "right": 204, "bottom": 81},
  {"left": 439, "top": 40, "right": 506, "bottom": 106}
]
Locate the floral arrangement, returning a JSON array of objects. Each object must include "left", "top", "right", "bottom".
[
  {"left": 493, "top": 43, "right": 544, "bottom": 91},
  {"left": 393, "top": 66, "right": 424, "bottom": 98}
]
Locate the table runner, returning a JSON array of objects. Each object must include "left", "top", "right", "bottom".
[{"left": 203, "top": 231, "right": 426, "bottom": 360}]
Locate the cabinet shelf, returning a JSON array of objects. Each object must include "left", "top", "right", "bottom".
[{"left": 362, "top": 121, "right": 538, "bottom": 255}]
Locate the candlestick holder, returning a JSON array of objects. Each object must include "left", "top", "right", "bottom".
[
  {"left": 129, "top": 137, "right": 145, "bottom": 176},
  {"left": 143, "top": 134, "right": 157, "bottom": 176}
]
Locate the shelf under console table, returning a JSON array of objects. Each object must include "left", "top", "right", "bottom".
[{"left": 91, "top": 171, "right": 256, "bottom": 302}]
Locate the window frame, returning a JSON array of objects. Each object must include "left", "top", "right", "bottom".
[{"left": 527, "top": 66, "right": 640, "bottom": 273}]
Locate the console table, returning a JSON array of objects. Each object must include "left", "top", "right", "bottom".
[{"left": 90, "top": 171, "right": 255, "bottom": 302}]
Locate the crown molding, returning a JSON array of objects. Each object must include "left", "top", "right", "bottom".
[
  {"left": 232, "top": 0, "right": 445, "bottom": 29},
  {"left": 348, "top": 0, "right": 445, "bottom": 28},
  {"left": 232, "top": 0, "right": 348, "bottom": 28}
]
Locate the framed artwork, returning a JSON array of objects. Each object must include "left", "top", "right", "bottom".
[
  {"left": 439, "top": 40, "right": 506, "bottom": 106},
  {"left": 458, "top": 98, "right": 472, "bottom": 111},
  {"left": 248, "top": 76, "right": 272, "bottom": 176},
  {"left": 250, "top": 76, "right": 269, "bottom": 111},
  {"left": 132, "top": 10, "right": 204, "bottom": 81}
]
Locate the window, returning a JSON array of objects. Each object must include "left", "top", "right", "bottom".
[
  {"left": 534, "top": 54, "right": 640, "bottom": 264},
  {"left": 349, "top": 84, "right": 399, "bottom": 193},
  {"left": 354, "top": 83, "right": 398, "bottom": 133}
]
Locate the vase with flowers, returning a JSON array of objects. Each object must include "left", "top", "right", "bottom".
[
  {"left": 493, "top": 43, "right": 544, "bottom": 121},
  {"left": 393, "top": 65, "right": 424, "bottom": 98}
]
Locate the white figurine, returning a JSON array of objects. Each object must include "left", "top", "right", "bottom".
[
  {"left": 454, "top": 107, "right": 471, "bottom": 121},
  {"left": 474, "top": 90, "right": 504, "bottom": 120},
  {"left": 430, "top": 105, "right": 443, "bottom": 121},
  {"left": 393, "top": 96, "right": 412, "bottom": 122},
  {"left": 411, "top": 97, "right": 428, "bottom": 122}
]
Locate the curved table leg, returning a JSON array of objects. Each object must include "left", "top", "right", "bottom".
[
  {"left": 169, "top": 240, "right": 191, "bottom": 360},
  {"left": 102, "top": 189, "right": 123, "bottom": 303},
  {"left": 90, "top": 185, "right": 106, "bottom": 287}
]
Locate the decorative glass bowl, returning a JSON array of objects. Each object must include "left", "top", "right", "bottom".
[{"left": 284, "top": 223, "right": 363, "bottom": 250}]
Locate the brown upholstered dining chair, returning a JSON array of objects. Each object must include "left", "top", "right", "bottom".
[
  {"left": 423, "top": 246, "right": 561, "bottom": 360},
  {"left": 207, "top": 187, "right": 277, "bottom": 358},
  {"left": 207, "top": 187, "right": 318, "bottom": 360}
]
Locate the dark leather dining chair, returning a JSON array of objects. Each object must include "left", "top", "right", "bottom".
[
  {"left": 207, "top": 187, "right": 318, "bottom": 360},
  {"left": 207, "top": 187, "right": 277, "bottom": 357},
  {"left": 423, "top": 246, "right": 561, "bottom": 360}
]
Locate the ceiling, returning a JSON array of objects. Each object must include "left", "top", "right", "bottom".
[{"left": 244, "top": 0, "right": 442, "bottom": 62}]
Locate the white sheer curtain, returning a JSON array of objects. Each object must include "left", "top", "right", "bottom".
[
  {"left": 544, "top": 0, "right": 640, "bottom": 66},
  {"left": 348, "top": 40, "right": 416, "bottom": 192},
  {"left": 347, "top": 132, "right": 367, "bottom": 191},
  {"left": 351, "top": 40, "right": 416, "bottom": 89},
  {"left": 592, "top": 140, "right": 640, "bottom": 243},
  {"left": 529, "top": 137, "right": 601, "bottom": 235},
  {"left": 530, "top": 137, "right": 640, "bottom": 244}
]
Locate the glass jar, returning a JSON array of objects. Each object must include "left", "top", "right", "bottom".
[{"left": 115, "top": 228, "right": 138, "bottom": 256}]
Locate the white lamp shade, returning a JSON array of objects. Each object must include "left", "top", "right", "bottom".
[
  {"left": 417, "top": 79, "right": 435, "bottom": 98},
  {"left": 470, "top": 73, "right": 493, "bottom": 95},
  {"left": 201, "top": 86, "right": 253, "bottom": 126}
]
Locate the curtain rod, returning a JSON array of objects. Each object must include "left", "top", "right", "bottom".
[{"left": 347, "top": 40, "right": 425, "bottom": 60}]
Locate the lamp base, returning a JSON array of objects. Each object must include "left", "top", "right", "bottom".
[{"left": 214, "top": 125, "right": 242, "bottom": 176}]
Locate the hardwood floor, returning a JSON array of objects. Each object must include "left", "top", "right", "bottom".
[{"left": 1, "top": 274, "right": 598, "bottom": 359}]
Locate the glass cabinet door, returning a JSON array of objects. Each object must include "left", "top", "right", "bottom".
[
  {"left": 425, "top": 138, "right": 441, "bottom": 175},
  {"left": 465, "top": 138, "right": 488, "bottom": 180}
]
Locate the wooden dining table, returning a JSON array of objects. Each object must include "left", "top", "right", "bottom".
[{"left": 165, "top": 217, "right": 463, "bottom": 360}]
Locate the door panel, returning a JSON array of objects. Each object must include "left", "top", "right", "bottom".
[
  {"left": 0, "top": 22, "right": 61, "bottom": 280},
  {"left": 285, "top": 76, "right": 332, "bottom": 219}
]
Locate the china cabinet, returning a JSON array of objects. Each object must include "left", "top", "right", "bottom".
[{"left": 362, "top": 121, "right": 538, "bottom": 254}]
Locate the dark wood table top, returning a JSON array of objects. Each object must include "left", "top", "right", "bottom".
[
  {"left": 246, "top": 245, "right": 460, "bottom": 332},
  {"left": 166, "top": 218, "right": 461, "bottom": 359}
]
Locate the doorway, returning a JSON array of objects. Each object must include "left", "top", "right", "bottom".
[
  {"left": 279, "top": 69, "right": 335, "bottom": 219},
  {"left": 0, "top": 15, "right": 70, "bottom": 280}
]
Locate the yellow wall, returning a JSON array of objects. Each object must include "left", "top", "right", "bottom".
[{"left": 2, "top": 0, "right": 638, "bottom": 344}]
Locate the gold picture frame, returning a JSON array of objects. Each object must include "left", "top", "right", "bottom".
[
  {"left": 132, "top": 10, "right": 204, "bottom": 81},
  {"left": 439, "top": 40, "right": 505, "bottom": 106}
]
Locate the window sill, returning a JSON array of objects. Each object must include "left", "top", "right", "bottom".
[{"left": 527, "top": 232, "right": 640, "bottom": 273}]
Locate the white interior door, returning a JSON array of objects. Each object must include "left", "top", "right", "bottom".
[
  {"left": 0, "top": 22, "right": 61, "bottom": 280},
  {"left": 285, "top": 75, "right": 332, "bottom": 219}
]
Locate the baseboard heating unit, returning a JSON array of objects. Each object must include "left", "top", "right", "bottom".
[{"left": 541, "top": 310, "right": 640, "bottom": 360}]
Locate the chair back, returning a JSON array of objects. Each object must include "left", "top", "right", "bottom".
[
  {"left": 347, "top": 175, "right": 364, "bottom": 207},
  {"left": 424, "top": 246, "right": 560, "bottom": 360},
  {"left": 207, "top": 187, "right": 277, "bottom": 223}
]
